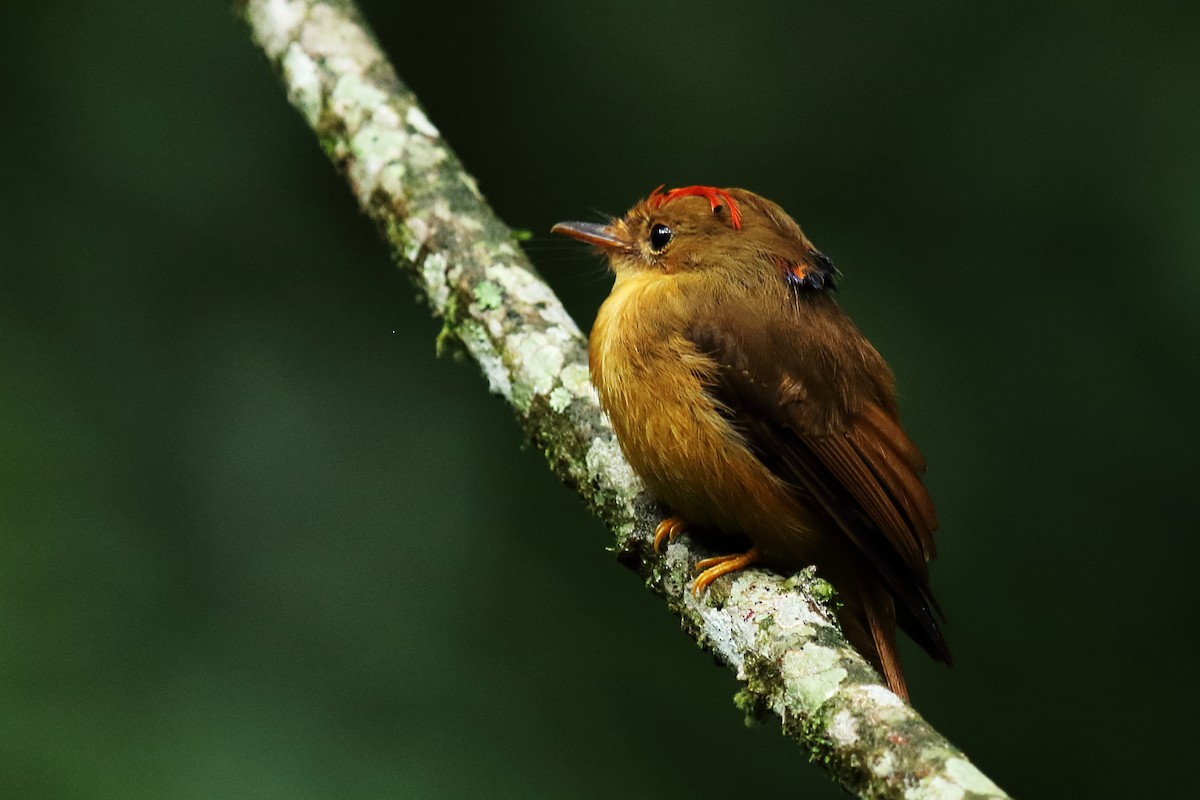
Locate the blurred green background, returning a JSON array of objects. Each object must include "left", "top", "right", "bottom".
[{"left": 3, "top": 1, "right": 1198, "bottom": 797}]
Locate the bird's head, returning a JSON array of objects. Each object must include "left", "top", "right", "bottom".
[{"left": 552, "top": 185, "right": 838, "bottom": 290}]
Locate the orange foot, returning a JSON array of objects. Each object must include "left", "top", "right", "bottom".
[
  {"left": 652, "top": 515, "right": 688, "bottom": 553},
  {"left": 692, "top": 547, "right": 761, "bottom": 597}
]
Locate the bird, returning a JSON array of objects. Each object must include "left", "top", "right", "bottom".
[{"left": 551, "top": 185, "right": 950, "bottom": 700}]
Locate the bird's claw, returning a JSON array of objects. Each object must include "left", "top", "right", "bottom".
[
  {"left": 691, "top": 547, "right": 761, "bottom": 597},
  {"left": 652, "top": 515, "right": 688, "bottom": 553}
]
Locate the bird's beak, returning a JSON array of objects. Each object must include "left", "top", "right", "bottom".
[{"left": 551, "top": 221, "right": 623, "bottom": 250}]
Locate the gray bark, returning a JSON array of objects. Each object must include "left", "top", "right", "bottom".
[{"left": 239, "top": 2, "right": 1011, "bottom": 797}]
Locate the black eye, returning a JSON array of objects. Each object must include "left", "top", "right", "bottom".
[{"left": 648, "top": 223, "right": 673, "bottom": 252}]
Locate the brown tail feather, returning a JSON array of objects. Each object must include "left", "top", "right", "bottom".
[
  {"left": 863, "top": 588, "right": 909, "bottom": 702},
  {"left": 835, "top": 587, "right": 910, "bottom": 702}
]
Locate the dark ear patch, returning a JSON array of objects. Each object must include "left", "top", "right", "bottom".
[{"left": 774, "top": 250, "right": 840, "bottom": 291}]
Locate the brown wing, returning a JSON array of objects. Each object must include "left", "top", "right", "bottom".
[{"left": 686, "top": 303, "right": 950, "bottom": 665}]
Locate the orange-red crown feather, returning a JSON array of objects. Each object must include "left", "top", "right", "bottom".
[{"left": 648, "top": 185, "right": 743, "bottom": 230}]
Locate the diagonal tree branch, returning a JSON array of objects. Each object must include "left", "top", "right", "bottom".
[{"left": 239, "top": 2, "right": 1010, "bottom": 797}]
